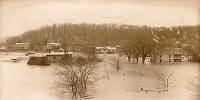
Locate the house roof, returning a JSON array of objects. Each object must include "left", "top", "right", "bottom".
[
  {"left": 47, "top": 43, "right": 60, "bottom": 46},
  {"left": 47, "top": 43, "right": 60, "bottom": 44},
  {"left": 106, "top": 46, "right": 116, "bottom": 50},
  {"left": 115, "top": 45, "right": 120, "bottom": 48},
  {"left": 46, "top": 52, "right": 73, "bottom": 56},
  {"left": 16, "top": 43, "right": 29, "bottom": 45},
  {"left": 30, "top": 52, "right": 74, "bottom": 57},
  {"left": 30, "top": 53, "right": 46, "bottom": 57},
  {"left": 96, "top": 47, "right": 105, "bottom": 49}
]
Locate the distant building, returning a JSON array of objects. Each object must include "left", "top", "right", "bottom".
[
  {"left": 47, "top": 43, "right": 60, "bottom": 50},
  {"left": 0, "top": 43, "right": 7, "bottom": 51},
  {"left": 16, "top": 43, "right": 29, "bottom": 49},
  {"left": 115, "top": 45, "right": 120, "bottom": 49},
  {"left": 150, "top": 48, "right": 186, "bottom": 62},
  {"left": 95, "top": 47, "right": 106, "bottom": 54},
  {"left": 0, "top": 45, "right": 7, "bottom": 50},
  {"left": 106, "top": 46, "right": 116, "bottom": 54},
  {"left": 95, "top": 46, "right": 117, "bottom": 54},
  {"left": 0, "top": 39, "right": 7, "bottom": 51},
  {"left": 28, "top": 52, "right": 74, "bottom": 63}
]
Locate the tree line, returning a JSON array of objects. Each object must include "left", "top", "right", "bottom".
[{"left": 6, "top": 23, "right": 200, "bottom": 62}]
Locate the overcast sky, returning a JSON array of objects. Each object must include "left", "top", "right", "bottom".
[{"left": 0, "top": 0, "right": 199, "bottom": 37}]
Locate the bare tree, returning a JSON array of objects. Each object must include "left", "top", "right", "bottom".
[
  {"left": 121, "top": 41, "right": 134, "bottom": 62},
  {"left": 187, "top": 75, "right": 200, "bottom": 100},
  {"left": 133, "top": 27, "right": 157, "bottom": 64},
  {"left": 109, "top": 54, "right": 123, "bottom": 71},
  {"left": 152, "top": 65, "right": 175, "bottom": 91},
  {"left": 54, "top": 57, "right": 100, "bottom": 98}
]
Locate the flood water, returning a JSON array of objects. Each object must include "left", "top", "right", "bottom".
[
  {"left": 0, "top": 52, "right": 199, "bottom": 100},
  {"left": 0, "top": 52, "right": 59, "bottom": 100}
]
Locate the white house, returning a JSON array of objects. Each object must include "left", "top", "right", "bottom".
[
  {"left": 47, "top": 43, "right": 61, "bottom": 50},
  {"left": 16, "top": 43, "right": 29, "bottom": 49}
]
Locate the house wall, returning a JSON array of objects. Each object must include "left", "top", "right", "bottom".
[
  {"left": 16, "top": 43, "right": 29, "bottom": 49},
  {"left": 151, "top": 54, "right": 184, "bottom": 62},
  {"left": 46, "top": 54, "right": 73, "bottom": 63},
  {"left": 46, "top": 55, "right": 62, "bottom": 63},
  {"left": 47, "top": 43, "right": 60, "bottom": 50},
  {"left": 107, "top": 49, "right": 115, "bottom": 54}
]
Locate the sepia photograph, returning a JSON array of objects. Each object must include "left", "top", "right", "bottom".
[{"left": 0, "top": 0, "right": 200, "bottom": 100}]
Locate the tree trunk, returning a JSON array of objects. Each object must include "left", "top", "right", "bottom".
[
  {"left": 116, "top": 59, "right": 120, "bottom": 70},
  {"left": 166, "top": 79, "right": 169, "bottom": 90},
  {"left": 136, "top": 57, "right": 139, "bottom": 62},
  {"left": 142, "top": 56, "right": 146, "bottom": 64},
  {"left": 128, "top": 56, "right": 131, "bottom": 62}
]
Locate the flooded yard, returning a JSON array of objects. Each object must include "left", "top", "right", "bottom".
[{"left": 0, "top": 52, "right": 199, "bottom": 100}]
